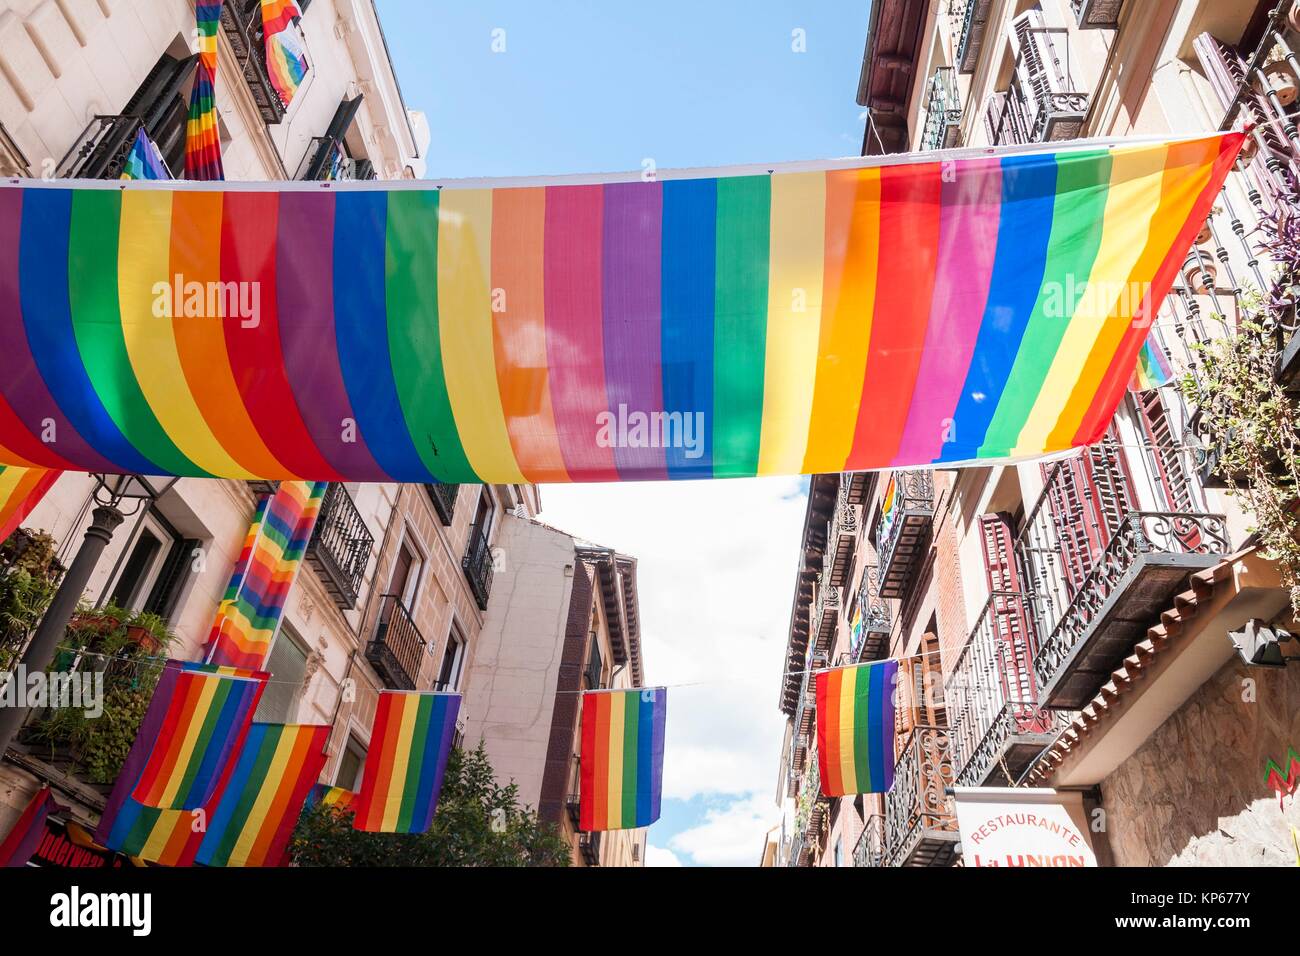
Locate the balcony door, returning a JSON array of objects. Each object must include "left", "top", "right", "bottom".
[{"left": 388, "top": 536, "right": 422, "bottom": 611}]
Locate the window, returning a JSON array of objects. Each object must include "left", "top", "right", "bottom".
[
  {"left": 436, "top": 625, "right": 466, "bottom": 692},
  {"left": 833, "top": 837, "right": 843, "bottom": 868},
  {"left": 387, "top": 533, "right": 423, "bottom": 609},
  {"left": 255, "top": 626, "right": 309, "bottom": 722},
  {"left": 105, "top": 511, "right": 189, "bottom": 615},
  {"left": 584, "top": 633, "right": 604, "bottom": 690},
  {"left": 335, "top": 734, "right": 366, "bottom": 791}
]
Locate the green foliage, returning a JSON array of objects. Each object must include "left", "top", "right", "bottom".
[
  {"left": 289, "top": 742, "right": 572, "bottom": 867},
  {"left": 0, "top": 529, "right": 61, "bottom": 671},
  {"left": 25, "top": 603, "right": 175, "bottom": 783}
]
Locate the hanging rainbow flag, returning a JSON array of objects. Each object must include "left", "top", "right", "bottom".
[
  {"left": 0, "top": 465, "right": 58, "bottom": 542},
  {"left": 1131, "top": 334, "right": 1175, "bottom": 390},
  {"left": 815, "top": 660, "right": 898, "bottom": 797},
  {"left": 206, "top": 481, "right": 325, "bottom": 669},
  {"left": 120, "top": 128, "right": 169, "bottom": 181},
  {"left": 0, "top": 133, "right": 1241, "bottom": 483},
  {"left": 261, "top": 0, "right": 309, "bottom": 109},
  {"left": 129, "top": 664, "right": 263, "bottom": 810},
  {"left": 353, "top": 691, "right": 460, "bottom": 833},
  {"left": 184, "top": 1, "right": 224, "bottom": 181},
  {"left": 95, "top": 661, "right": 269, "bottom": 864},
  {"left": 306, "top": 783, "right": 356, "bottom": 812},
  {"left": 579, "top": 687, "right": 665, "bottom": 831},
  {"left": 195, "top": 722, "right": 329, "bottom": 867},
  {"left": 0, "top": 787, "right": 65, "bottom": 867},
  {"left": 1265, "top": 747, "right": 1300, "bottom": 809}
]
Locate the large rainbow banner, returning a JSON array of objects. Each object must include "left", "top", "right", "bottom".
[{"left": 0, "top": 133, "right": 1240, "bottom": 483}]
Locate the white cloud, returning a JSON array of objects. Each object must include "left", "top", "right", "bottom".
[
  {"left": 644, "top": 844, "right": 684, "bottom": 867},
  {"left": 667, "top": 792, "right": 782, "bottom": 867},
  {"left": 537, "top": 476, "right": 805, "bottom": 804}
]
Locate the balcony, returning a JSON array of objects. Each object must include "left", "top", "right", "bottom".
[
  {"left": 55, "top": 115, "right": 162, "bottom": 180},
  {"left": 948, "top": 592, "right": 1074, "bottom": 786},
  {"left": 425, "top": 483, "right": 459, "bottom": 526},
  {"left": 875, "top": 471, "right": 934, "bottom": 600},
  {"left": 884, "top": 725, "right": 958, "bottom": 867},
  {"left": 462, "top": 525, "right": 495, "bottom": 611},
  {"left": 852, "top": 814, "right": 885, "bottom": 868},
  {"left": 920, "top": 67, "right": 962, "bottom": 151},
  {"left": 365, "top": 594, "right": 426, "bottom": 691},
  {"left": 1025, "top": 506, "right": 1228, "bottom": 711},
  {"left": 791, "top": 651, "right": 825, "bottom": 775},
  {"left": 852, "top": 566, "right": 891, "bottom": 663},
  {"left": 221, "top": 0, "right": 288, "bottom": 124},
  {"left": 826, "top": 482, "right": 859, "bottom": 588},
  {"left": 578, "top": 830, "right": 601, "bottom": 866},
  {"left": 566, "top": 756, "right": 582, "bottom": 827},
  {"left": 955, "top": 0, "right": 993, "bottom": 74},
  {"left": 0, "top": 122, "right": 30, "bottom": 176},
  {"left": 1071, "top": 0, "right": 1123, "bottom": 29},
  {"left": 305, "top": 483, "right": 373, "bottom": 611},
  {"left": 987, "top": 11, "right": 1089, "bottom": 145},
  {"left": 811, "top": 578, "right": 840, "bottom": 655},
  {"left": 295, "top": 135, "right": 377, "bottom": 181}
]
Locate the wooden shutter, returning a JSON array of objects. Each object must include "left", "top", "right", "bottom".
[
  {"left": 1134, "top": 389, "right": 1202, "bottom": 548},
  {"left": 977, "top": 514, "right": 1039, "bottom": 714},
  {"left": 1041, "top": 427, "right": 1134, "bottom": 594}
]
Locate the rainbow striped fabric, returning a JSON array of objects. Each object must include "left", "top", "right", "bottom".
[
  {"left": 130, "top": 664, "right": 263, "bottom": 810},
  {"left": 305, "top": 783, "right": 356, "bottom": 812},
  {"left": 96, "top": 661, "right": 269, "bottom": 864},
  {"left": 353, "top": 691, "right": 460, "bottom": 833},
  {"left": 579, "top": 688, "right": 665, "bottom": 831},
  {"left": 1132, "top": 335, "right": 1175, "bottom": 390},
  {"left": 120, "top": 128, "right": 169, "bottom": 181},
  {"left": 0, "top": 133, "right": 1239, "bottom": 483},
  {"left": 195, "top": 722, "right": 329, "bottom": 867},
  {"left": 815, "top": 660, "right": 898, "bottom": 797},
  {"left": 206, "top": 481, "right": 325, "bottom": 669},
  {"left": 184, "top": 2, "right": 224, "bottom": 181},
  {"left": 261, "top": 0, "right": 309, "bottom": 108},
  {"left": 0, "top": 787, "right": 64, "bottom": 867},
  {"left": 0, "top": 466, "right": 57, "bottom": 542}
]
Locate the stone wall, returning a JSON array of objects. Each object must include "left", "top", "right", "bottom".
[{"left": 1101, "top": 656, "right": 1300, "bottom": 866}]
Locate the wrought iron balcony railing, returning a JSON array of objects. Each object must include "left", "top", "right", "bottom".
[
  {"left": 947, "top": 591, "right": 1074, "bottom": 787},
  {"left": 920, "top": 67, "right": 962, "bottom": 151},
  {"left": 1071, "top": 0, "right": 1123, "bottom": 29},
  {"left": 852, "top": 814, "right": 886, "bottom": 868},
  {"left": 425, "top": 483, "right": 459, "bottom": 525},
  {"left": 579, "top": 830, "right": 601, "bottom": 866},
  {"left": 826, "top": 481, "right": 859, "bottom": 588},
  {"left": 955, "top": 0, "right": 993, "bottom": 74},
  {"left": 811, "top": 576, "right": 841, "bottom": 655},
  {"left": 875, "top": 471, "right": 934, "bottom": 600},
  {"left": 56, "top": 114, "right": 165, "bottom": 180},
  {"left": 365, "top": 594, "right": 426, "bottom": 690},
  {"left": 884, "top": 725, "right": 958, "bottom": 867},
  {"left": 852, "top": 565, "right": 891, "bottom": 663},
  {"left": 566, "top": 755, "right": 582, "bottom": 826},
  {"left": 305, "top": 483, "right": 373, "bottom": 610},
  {"left": 221, "top": 0, "right": 288, "bottom": 125},
  {"left": 462, "top": 524, "right": 495, "bottom": 611},
  {"left": 987, "top": 10, "right": 1089, "bottom": 145},
  {"left": 296, "top": 135, "right": 377, "bottom": 181},
  {"left": 1027, "top": 510, "right": 1228, "bottom": 710}
]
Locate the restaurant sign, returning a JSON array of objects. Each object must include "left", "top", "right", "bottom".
[{"left": 953, "top": 787, "right": 1098, "bottom": 867}]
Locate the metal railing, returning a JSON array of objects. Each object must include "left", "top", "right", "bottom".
[
  {"left": 366, "top": 594, "right": 426, "bottom": 690},
  {"left": 221, "top": 0, "right": 288, "bottom": 124},
  {"left": 853, "top": 814, "right": 886, "bottom": 868},
  {"left": 462, "top": 525, "right": 495, "bottom": 610},
  {"left": 425, "top": 483, "right": 459, "bottom": 525},
  {"left": 987, "top": 11, "right": 1088, "bottom": 144},
  {"left": 1071, "top": 0, "right": 1124, "bottom": 30},
  {"left": 876, "top": 470, "right": 934, "bottom": 593},
  {"left": 55, "top": 115, "right": 159, "bottom": 180},
  {"left": 955, "top": 0, "right": 993, "bottom": 74},
  {"left": 853, "top": 565, "right": 891, "bottom": 662},
  {"left": 884, "top": 725, "right": 956, "bottom": 867},
  {"left": 295, "top": 135, "right": 376, "bottom": 181},
  {"left": 920, "top": 67, "right": 962, "bottom": 151},
  {"left": 305, "top": 483, "right": 373, "bottom": 610}
]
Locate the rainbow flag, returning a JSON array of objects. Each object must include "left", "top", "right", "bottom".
[
  {"left": 0, "top": 133, "right": 1241, "bottom": 483},
  {"left": 353, "top": 691, "right": 460, "bottom": 833},
  {"left": 262, "top": 0, "right": 309, "bottom": 108},
  {"left": 305, "top": 783, "right": 356, "bottom": 812},
  {"left": 195, "top": 722, "right": 329, "bottom": 867},
  {"left": 579, "top": 688, "right": 665, "bottom": 831},
  {"left": 1131, "top": 334, "right": 1174, "bottom": 390},
  {"left": 1265, "top": 748, "right": 1300, "bottom": 808},
  {"left": 95, "top": 661, "right": 269, "bottom": 864},
  {"left": 0, "top": 787, "right": 64, "bottom": 867},
  {"left": 184, "top": 2, "right": 224, "bottom": 181},
  {"left": 129, "top": 664, "right": 263, "bottom": 810},
  {"left": 815, "top": 660, "right": 898, "bottom": 796},
  {"left": 206, "top": 481, "right": 325, "bottom": 669},
  {"left": 120, "top": 128, "right": 169, "bottom": 181},
  {"left": 0, "top": 465, "right": 57, "bottom": 542}
]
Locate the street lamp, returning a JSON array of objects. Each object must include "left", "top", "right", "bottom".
[{"left": 0, "top": 473, "right": 180, "bottom": 755}]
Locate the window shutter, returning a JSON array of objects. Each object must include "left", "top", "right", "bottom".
[
  {"left": 977, "top": 514, "right": 1038, "bottom": 709},
  {"left": 142, "top": 538, "right": 200, "bottom": 622},
  {"left": 1040, "top": 428, "right": 1133, "bottom": 595},
  {"left": 1134, "top": 389, "right": 1202, "bottom": 547}
]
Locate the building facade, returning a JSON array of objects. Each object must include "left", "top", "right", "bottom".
[
  {"left": 0, "top": 0, "right": 636, "bottom": 867},
  {"left": 774, "top": 0, "right": 1300, "bottom": 868},
  {"left": 463, "top": 519, "right": 648, "bottom": 866}
]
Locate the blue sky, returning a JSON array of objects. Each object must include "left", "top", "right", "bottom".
[{"left": 375, "top": 0, "right": 873, "bottom": 866}]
